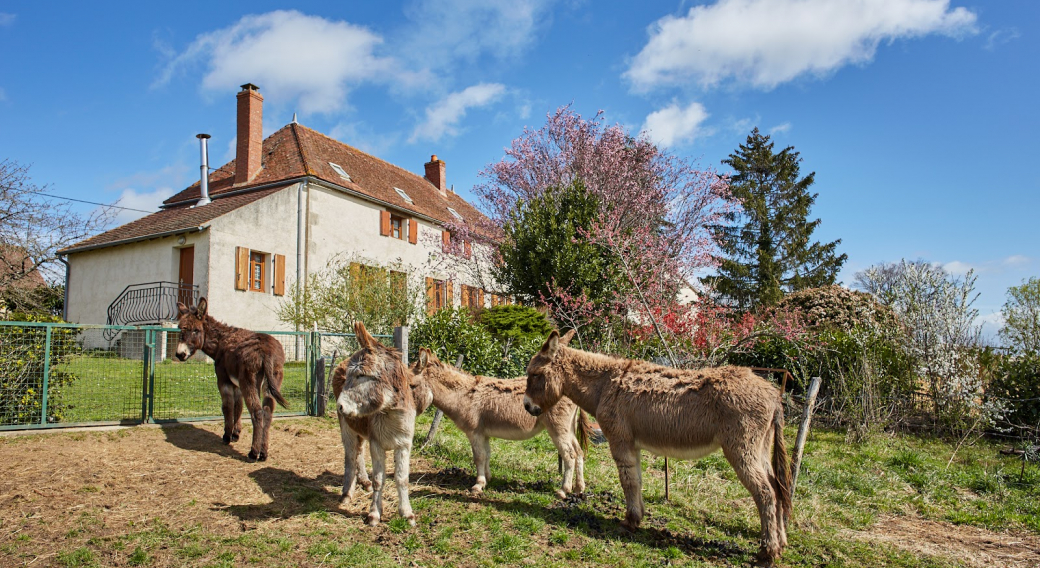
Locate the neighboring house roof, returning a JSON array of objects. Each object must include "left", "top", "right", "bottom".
[
  {"left": 163, "top": 123, "right": 485, "bottom": 227},
  {"left": 0, "top": 245, "right": 47, "bottom": 289},
  {"left": 58, "top": 186, "right": 286, "bottom": 254},
  {"left": 62, "top": 122, "right": 486, "bottom": 255}
]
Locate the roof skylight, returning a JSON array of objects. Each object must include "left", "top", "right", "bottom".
[
  {"left": 447, "top": 207, "right": 463, "bottom": 221},
  {"left": 394, "top": 187, "right": 413, "bottom": 204},
  {"left": 328, "top": 162, "right": 351, "bottom": 181}
]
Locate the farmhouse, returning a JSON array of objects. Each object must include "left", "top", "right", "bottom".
[{"left": 59, "top": 84, "right": 497, "bottom": 332}]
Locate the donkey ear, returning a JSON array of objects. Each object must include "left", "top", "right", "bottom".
[
  {"left": 416, "top": 348, "right": 430, "bottom": 372},
  {"left": 540, "top": 330, "right": 561, "bottom": 358},
  {"left": 560, "top": 329, "right": 576, "bottom": 346},
  {"left": 196, "top": 298, "right": 208, "bottom": 317},
  {"left": 176, "top": 302, "right": 189, "bottom": 317},
  {"left": 354, "top": 321, "right": 374, "bottom": 348}
]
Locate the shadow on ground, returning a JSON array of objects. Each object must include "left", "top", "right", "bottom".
[{"left": 160, "top": 423, "right": 245, "bottom": 460}]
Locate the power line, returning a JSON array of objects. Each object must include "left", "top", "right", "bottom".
[{"left": 24, "top": 190, "right": 154, "bottom": 214}]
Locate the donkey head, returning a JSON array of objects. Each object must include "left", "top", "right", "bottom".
[
  {"left": 175, "top": 297, "right": 209, "bottom": 361},
  {"left": 412, "top": 348, "right": 463, "bottom": 390},
  {"left": 336, "top": 322, "right": 414, "bottom": 418},
  {"left": 523, "top": 329, "right": 575, "bottom": 416}
]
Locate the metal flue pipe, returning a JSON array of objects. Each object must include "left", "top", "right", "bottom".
[{"left": 196, "top": 133, "right": 212, "bottom": 206}]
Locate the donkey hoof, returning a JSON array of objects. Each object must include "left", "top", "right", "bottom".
[
  {"left": 359, "top": 480, "right": 373, "bottom": 491},
  {"left": 406, "top": 515, "right": 416, "bottom": 527},
  {"left": 367, "top": 514, "right": 380, "bottom": 526},
  {"left": 257, "top": 452, "right": 268, "bottom": 462},
  {"left": 222, "top": 434, "right": 232, "bottom": 445},
  {"left": 246, "top": 450, "right": 259, "bottom": 462},
  {"left": 620, "top": 518, "right": 640, "bottom": 533},
  {"left": 231, "top": 433, "right": 240, "bottom": 442},
  {"left": 555, "top": 489, "right": 567, "bottom": 499},
  {"left": 469, "top": 485, "right": 484, "bottom": 495}
]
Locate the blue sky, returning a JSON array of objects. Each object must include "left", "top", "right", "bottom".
[{"left": 0, "top": 1, "right": 1036, "bottom": 339}]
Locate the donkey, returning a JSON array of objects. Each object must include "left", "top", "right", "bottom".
[
  {"left": 413, "top": 347, "right": 592, "bottom": 498},
  {"left": 175, "top": 298, "right": 289, "bottom": 462},
  {"left": 333, "top": 322, "right": 432, "bottom": 526},
  {"left": 523, "top": 330, "right": 792, "bottom": 564}
]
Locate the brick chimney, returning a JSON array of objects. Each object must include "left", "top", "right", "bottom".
[
  {"left": 235, "top": 83, "right": 263, "bottom": 185},
  {"left": 424, "top": 155, "right": 447, "bottom": 196}
]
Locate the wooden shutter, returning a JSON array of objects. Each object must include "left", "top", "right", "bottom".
[
  {"left": 478, "top": 289, "right": 484, "bottom": 308},
  {"left": 273, "top": 254, "right": 286, "bottom": 296},
  {"left": 380, "top": 210, "right": 392, "bottom": 236},
  {"left": 441, "top": 230, "right": 450, "bottom": 249},
  {"left": 408, "top": 219, "right": 418, "bottom": 244},
  {"left": 426, "top": 277, "right": 435, "bottom": 315},
  {"left": 464, "top": 240, "right": 472, "bottom": 258},
  {"left": 235, "top": 247, "right": 249, "bottom": 290},
  {"left": 460, "top": 284, "right": 469, "bottom": 308},
  {"left": 446, "top": 280, "right": 453, "bottom": 306}
]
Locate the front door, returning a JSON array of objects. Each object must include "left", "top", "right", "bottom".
[{"left": 178, "top": 247, "right": 194, "bottom": 306}]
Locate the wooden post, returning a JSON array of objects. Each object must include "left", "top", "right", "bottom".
[
  {"left": 420, "top": 354, "right": 464, "bottom": 450},
  {"left": 790, "top": 376, "right": 822, "bottom": 495}
]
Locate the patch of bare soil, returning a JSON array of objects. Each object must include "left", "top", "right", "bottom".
[
  {"left": 844, "top": 515, "right": 1040, "bottom": 568},
  {"left": 0, "top": 418, "right": 437, "bottom": 566}
]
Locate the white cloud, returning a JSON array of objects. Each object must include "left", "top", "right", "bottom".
[
  {"left": 984, "top": 28, "right": 1020, "bottom": 51},
  {"left": 410, "top": 83, "right": 507, "bottom": 143},
  {"left": 641, "top": 101, "right": 710, "bottom": 148},
  {"left": 0, "top": 13, "right": 15, "bottom": 27},
  {"left": 400, "top": 0, "right": 555, "bottom": 69},
  {"left": 1002, "top": 255, "right": 1030, "bottom": 267},
  {"left": 155, "top": 11, "right": 400, "bottom": 114},
  {"left": 112, "top": 188, "right": 170, "bottom": 224},
  {"left": 769, "top": 122, "right": 792, "bottom": 135},
  {"left": 942, "top": 260, "right": 974, "bottom": 276},
  {"left": 625, "top": 0, "right": 977, "bottom": 91}
]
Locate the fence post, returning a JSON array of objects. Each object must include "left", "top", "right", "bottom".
[
  {"left": 394, "top": 326, "right": 409, "bottom": 365},
  {"left": 40, "top": 325, "right": 53, "bottom": 425},
  {"left": 141, "top": 329, "right": 155, "bottom": 424},
  {"left": 790, "top": 376, "right": 822, "bottom": 495}
]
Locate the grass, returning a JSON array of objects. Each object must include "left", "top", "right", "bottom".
[
  {"left": 7, "top": 412, "right": 1038, "bottom": 567},
  {"left": 54, "top": 355, "right": 310, "bottom": 423}
]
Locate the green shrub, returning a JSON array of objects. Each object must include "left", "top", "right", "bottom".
[
  {"left": 479, "top": 305, "right": 552, "bottom": 344},
  {"left": 0, "top": 313, "right": 79, "bottom": 425},
  {"left": 410, "top": 308, "right": 501, "bottom": 376},
  {"left": 990, "top": 352, "right": 1040, "bottom": 434}
]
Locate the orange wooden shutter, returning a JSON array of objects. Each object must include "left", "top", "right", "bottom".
[
  {"left": 460, "top": 284, "right": 469, "bottom": 307},
  {"left": 380, "top": 210, "right": 392, "bottom": 236},
  {"left": 426, "top": 277, "right": 435, "bottom": 314},
  {"left": 478, "top": 289, "right": 484, "bottom": 307},
  {"left": 408, "top": 219, "right": 418, "bottom": 244},
  {"left": 446, "top": 280, "right": 453, "bottom": 306},
  {"left": 273, "top": 254, "right": 286, "bottom": 296},
  {"left": 464, "top": 240, "right": 472, "bottom": 258},
  {"left": 441, "top": 230, "right": 450, "bottom": 249},
  {"left": 235, "top": 247, "right": 249, "bottom": 290}
]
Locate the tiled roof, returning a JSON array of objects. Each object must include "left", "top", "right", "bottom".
[
  {"left": 62, "top": 122, "right": 488, "bottom": 254},
  {"left": 163, "top": 123, "right": 486, "bottom": 227},
  {"left": 58, "top": 186, "right": 286, "bottom": 254}
]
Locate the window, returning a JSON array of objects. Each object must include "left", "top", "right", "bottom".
[
  {"left": 426, "top": 277, "right": 452, "bottom": 314},
  {"left": 249, "top": 252, "right": 266, "bottom": 292},
  {"left": 447, "top": 207, "right": 463, "bottom": 221},
  {"left": 394, "top": 187, "right": 413, "bottom": 204},
  {"left": 329, "top": 162, "right": 351, "bottom": 181},
  {"left": 390, "top": 214, "right": 404, "bottom": 240}
]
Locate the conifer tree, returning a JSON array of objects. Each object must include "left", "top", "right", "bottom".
[{"left": 705, "top": 128, "right": 846, "bottom": 310}]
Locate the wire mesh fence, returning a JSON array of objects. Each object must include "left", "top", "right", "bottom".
[{"left": 0, "top": 322, "right": 392, "bottom": 430}]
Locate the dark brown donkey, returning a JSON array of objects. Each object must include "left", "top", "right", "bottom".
[
  {"left": 523, "top": 330, "right": 792, "bottom": 565},
  {"left": 175, "top": 298, "right": 289, "bottom": 461}
]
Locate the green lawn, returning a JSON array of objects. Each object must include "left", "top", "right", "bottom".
[{"left": 56, "top": 355, "right": 311, "bottom": 423}]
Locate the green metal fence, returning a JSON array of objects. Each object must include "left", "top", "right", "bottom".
[{"left": 0, "top": 322, "right": 391, "bottom": 430}]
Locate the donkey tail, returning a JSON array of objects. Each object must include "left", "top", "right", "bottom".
[
  {"left": 771, "top": 402, "right": 792, "bottom": 523},
  {"left": 263, "top": 356, "right": 290, "bottom": 409},
  {"left": 576, "top": 409, "right": 595, "bottom": 454}
]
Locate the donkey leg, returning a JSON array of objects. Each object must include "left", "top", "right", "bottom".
[
  {"left": 548, "top": 428, "right": 578, "bottom": 499},
  {"left": 467, "top": 433, "right": 489, "bottom": 494},
  {"left": 260, "top": 392, "right": 275, "bottom": 460},
  {"left": 723, "top": 444, "right": 781, "bottom": 564},
  {"left": 572, "top": 436, "right": 586, "bottom": 494},
  {"left": 231, "top": 389, "right": 243, "bottom": 442},
  {"left": 367, "top": 440, "right": 387, "bottom": 526},
  {"left": 241, "top": 376, "right": 266, "bottom": 462},
  {"left": 338, "top": 417, "right": 360, "bottom": 503},
  {"left": 610, "top": 441, "right": 644, "bottom": 531},
  {"left": 216, "top": 369, "right": 236, "bottom": 445},
  {"left": 394, "top": 445, "right": 416, "bottom": 526},
  {"left": 356, "top": 440, "right": 373, "bottom": 491}
]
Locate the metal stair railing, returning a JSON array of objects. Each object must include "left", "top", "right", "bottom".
[{"left": 104, "top": 282, "right": 199, "bottom": 340}]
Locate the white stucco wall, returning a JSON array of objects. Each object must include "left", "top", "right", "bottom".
[
  {"left": 66, "top": 231, "right": 210, "bottom": 325},
  {"left": 66, "top": 178, "right": 495, "bottom": 332}
]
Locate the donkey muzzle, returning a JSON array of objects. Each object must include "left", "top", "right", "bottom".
[{"left": 523, "top": 397, "right": 542, "bottom": 417}]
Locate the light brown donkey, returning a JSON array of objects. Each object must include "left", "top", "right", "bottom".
[
  {"left": 333, "top": 322, "right": 432, "bottom": 526},
  {"left": 413, "top": 347, "right": 592, "bottom": 498},
  {"left": 523, "top": 330, "right": 792, "bottom": 565}
]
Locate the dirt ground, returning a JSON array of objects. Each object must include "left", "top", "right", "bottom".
[
  {"left": 844, "top": 515, "right": 1040, "bottom": 568},
  {"left": 2, "top": 419, "right": 1039, "bottom": 567}
]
